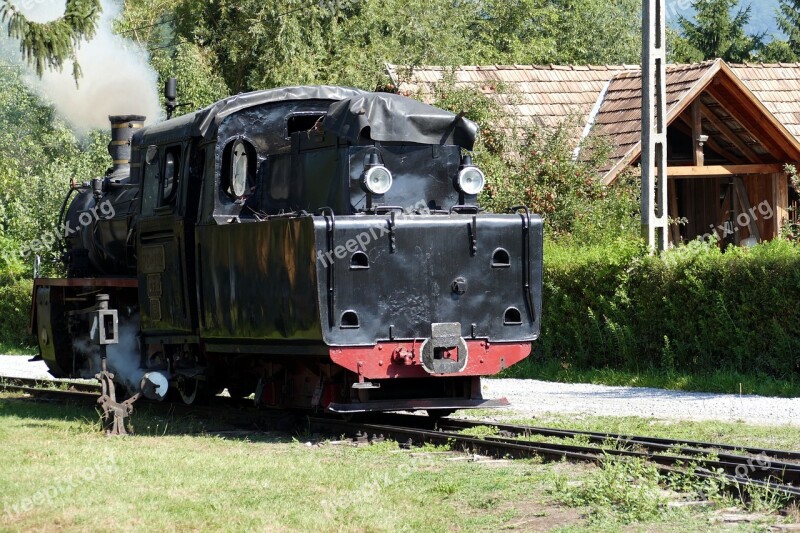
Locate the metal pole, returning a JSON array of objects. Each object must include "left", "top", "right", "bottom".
[{"left": 642, "top": 0, "right": 669, "bottom": 252}]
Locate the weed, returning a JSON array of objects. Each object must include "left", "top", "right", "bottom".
[
  {"left": 558, "top": 456, "right": 666, "bottom": 523},
  {"left": 741, "top": 483, "right": 792, "bottom": 513},
  {"left": 666, "top": 462, "right": 731, "bottom": 502},
  {"left": 459, "top": 425, "right": 499, "bottom": 438}
]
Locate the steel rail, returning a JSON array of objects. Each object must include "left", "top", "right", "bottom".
[
  {"left": 0, "top": 383, "right": 101, "bottom": 401},
  {"left": 444, "top": 417, "right": 800, "bottom": 463},
  {"left": 374, "top": 413, "right": 800, "bottom": 464},
  {"left": 307, "top": 417, "right": 800, "bottom": 500},
  {"left": 0, "top": 376, "right": 101, "bottom": 395}
]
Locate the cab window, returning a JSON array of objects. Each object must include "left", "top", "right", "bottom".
[
  {"left": 141, "top": 145, "right": 160, "bottom": 216},
  {"left": 161, "top": 146, "right": 181, "bottom": 205}
]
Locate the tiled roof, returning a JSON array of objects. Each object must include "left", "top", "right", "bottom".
[
  {"left": 728, "top": 64, "right": 800, "bottom": 140},
  {"left": 593, "top": 62, "right": 717, "bottom": 176},
  {"left": 386, "top": 64, "right": 634, "bottom": 132},
  {"left": 387, "top": 61, "right": 800, "bottom": 182}
]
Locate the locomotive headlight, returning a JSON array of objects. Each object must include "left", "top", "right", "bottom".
[
  {"left": 457, "top": 166, "right": 485, "bottom": 195},
  {"left": 362, "top": 165, "right": 393, "bottom": 195}
]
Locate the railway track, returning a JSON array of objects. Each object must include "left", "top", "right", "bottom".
[
  {"left": 3, "top": 377, "right": 799, "bottom": 501},
  {"left": 307, "top": 414, "right": 800, "bottom": 501},
  {"left": 0, "top": 376, "right": 101, "bottom": 401}
]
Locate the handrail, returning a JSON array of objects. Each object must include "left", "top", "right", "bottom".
[{"left": 510, "top": 206, "right": 535, "bottom": 323}]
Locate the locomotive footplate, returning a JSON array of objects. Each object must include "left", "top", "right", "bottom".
[{"left": 326, "top": 397, "right": 510, "bottom": 414}]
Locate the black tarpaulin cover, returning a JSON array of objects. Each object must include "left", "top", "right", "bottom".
[
  {"left": 190, "top": 85, "right": 366, "bottom": 139},
  {"left": 323, "top": 92, "right": 478, "bottom": 150}
]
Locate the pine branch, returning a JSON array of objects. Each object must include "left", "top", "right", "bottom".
[{"left": 0, "top": 0, "right": 101, "bottom": 82}]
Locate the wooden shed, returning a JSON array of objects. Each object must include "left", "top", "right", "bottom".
[{"left": 388, "top": 60, "right": 800, "bottom": 244}]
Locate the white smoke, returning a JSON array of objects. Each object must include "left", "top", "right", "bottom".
[
  {"left": 76, "top": 315, "right": 147, "bottom": 395},
  {"left": 15, "top": 0, "right": 163, "bottom": 131}
]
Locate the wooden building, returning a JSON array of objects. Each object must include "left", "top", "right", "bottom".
[{"left": 388, "top": 60, "right": 800, "bottom": 244}]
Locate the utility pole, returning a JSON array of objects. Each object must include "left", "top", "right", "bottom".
[{"left": 642, "top": 0, "right": 669, "bottom": 252}]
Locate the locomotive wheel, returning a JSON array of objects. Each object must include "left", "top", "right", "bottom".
[{"left": 175, "top": 376, "right": 206, "bottom": 405}]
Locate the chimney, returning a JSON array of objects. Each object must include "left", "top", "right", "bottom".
[{"left": 108, "top": 115, "right": 145, "bottom": 177}]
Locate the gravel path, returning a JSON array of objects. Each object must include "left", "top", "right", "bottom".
[
  {"left": 0, "top": 355, "right": 52, "bottom": 380},
  {"left": 2, "top": 355, "right": 799, "bottom": 426},
  {"left": 482, "top": 378, "right": 800, "bottom": 426}
]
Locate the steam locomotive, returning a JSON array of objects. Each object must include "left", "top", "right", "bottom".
[{"left": 30, "top": 85, "right": 543, "bottom": 419}]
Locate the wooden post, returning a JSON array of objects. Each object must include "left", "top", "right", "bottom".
[
  {"left": 691, "top": 102, "right": 704, "bottom": 167},
  {"left": 772, "top": 172, "right": 789, "bottom": 235},
  {"left": 668, "top": 179, "right": 680, "bottom": 244},
  {"left": 733, "top": 177, "right": 761, "bottom": 242}
]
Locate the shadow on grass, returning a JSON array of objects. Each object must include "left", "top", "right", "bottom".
[{"left": 0, "top": 395, "right": 301, "bottom": 444}]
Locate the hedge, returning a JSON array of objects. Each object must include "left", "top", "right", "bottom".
[
  {"left": 540, "top": 238, "right": 800, "bottom": 378},
  {"left": 1, "top": 238, "right": 799, "bottom": 378},
  {"left": 0, "top": 272, "right": 33, "bottom": 349}
]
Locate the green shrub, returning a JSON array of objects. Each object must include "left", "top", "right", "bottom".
[
  {"left": 536, "top": 237, "right": 800, "bottom": 379},
  {"left": 0, "top": 269, "right": 34, "bottom": 350}
]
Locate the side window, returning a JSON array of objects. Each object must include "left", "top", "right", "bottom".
[
  {"left": 285, "top": 112, "right": 325, "bottom": 138},
  {"left": 141, "top": 145, "right": 160, "bottom": 216},
  {"left": 161, "top": 146, "right": 181, "bottom": 206},
  {"left": 221, "top": 139, "right": 255, "bottom": 200}
]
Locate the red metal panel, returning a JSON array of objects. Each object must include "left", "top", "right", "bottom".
[{"left": 330, "top": 341, "right": 530, "bottom": 380}]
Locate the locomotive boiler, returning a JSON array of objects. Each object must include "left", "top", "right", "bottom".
[{"left": 31, "top": 85, "right": 543, "bottom": 420}]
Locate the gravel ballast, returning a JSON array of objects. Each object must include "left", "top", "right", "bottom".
[{"left": 2, "top": 355, "right": 798, "bottom": 426}]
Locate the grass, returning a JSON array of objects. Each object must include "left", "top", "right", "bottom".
[
  {"left": 0, "top": 342, "right": 36, "bottom": 356},
  {"left": 1, "top": 393, "right": 798, "bottom": 531},
  {"left": 500, "top": 358, "right": 800, "bottom": 398}
]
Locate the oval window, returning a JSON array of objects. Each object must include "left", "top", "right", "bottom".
[
  {"left": 163, "top": 150, "right": 177, "bottom": 201},
  {"left": 230, "top": 140, "right": 248, "bottom": 198}
]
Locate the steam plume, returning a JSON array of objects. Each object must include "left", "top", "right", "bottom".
[
  {"left": 76, "top": 315, "right": 147, "bottom": 394},
  {"left": 15, "top": 0, "right": 162, "bottom": 131}
]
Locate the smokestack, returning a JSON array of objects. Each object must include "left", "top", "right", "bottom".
[{"left": 108, "top": 115, "right": 145, "bottom": 177}]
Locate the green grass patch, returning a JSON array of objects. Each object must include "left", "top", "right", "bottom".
[
  {"left": 501, "top": 358, "right": 800, "bottom": 398},
  {"left": 1, "top": 394, "right": 796, "bottom": 531},
  {"left": 0, "top": 342, "right": 36, "bottom": 355}
]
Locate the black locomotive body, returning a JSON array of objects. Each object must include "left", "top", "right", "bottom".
[{"left": 31, "top": 86, "right": 543, "bottom": 413}]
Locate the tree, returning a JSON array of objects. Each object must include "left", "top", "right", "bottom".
[
  {"left": 121, "top": 0, "right": 643, "bottom": 94},
  {"left": 472, "top": 0, "right": 641, "bottom": 65},
  {"left": 0, "top": 70, "right": 109, "bottom": 275},
  {"left": 549, "top": 0, "right": 641, "bottom": 65},
  {"left": 0, "top": 0, "right": 101, "bottom": 81},
  {"left": 113, "top": 0, "right": 229, "bottom": 115},
  {"left": 776, "top": 0, "right": 800, "bottom": 57},
  {"left": 167, "top": 0, "right": 486, "bottom": 92},
  {"left": 669, "top": 0, "right": 764, "bottom": 63}
]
